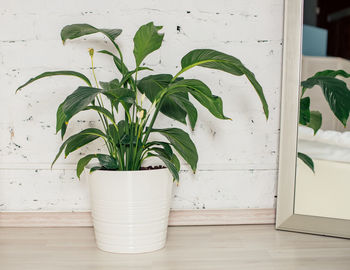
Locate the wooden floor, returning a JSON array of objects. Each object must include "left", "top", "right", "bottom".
[{"left": 1, "top": 225, "right": 350, "bottom": 270}]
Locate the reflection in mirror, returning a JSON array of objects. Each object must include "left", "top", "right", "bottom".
[{"left": 295, "top": 0, "right": 350, "bottom": 220}]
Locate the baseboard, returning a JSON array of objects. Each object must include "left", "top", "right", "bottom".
[{"left": 0, "top": 209, "right": 275, "bottom": 227}]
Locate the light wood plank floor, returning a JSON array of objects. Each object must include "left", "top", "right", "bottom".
[{"left": 0, "top": 225, "right": 350, "bottom": 270}]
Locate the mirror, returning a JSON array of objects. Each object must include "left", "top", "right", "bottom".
[
  {"left": 295, "top": 0, "right": 350, "bottom": 221},
  {"left": 276, "top": 0, "right": 350, "bottom": 238}
]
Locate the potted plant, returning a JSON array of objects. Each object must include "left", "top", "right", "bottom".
[{"left": 16, "top": 22, "right": 269, "bottom": 253}]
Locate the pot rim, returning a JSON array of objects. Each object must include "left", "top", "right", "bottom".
[{"left": 84, "top": 163, "right": 169, "bottom": 175}]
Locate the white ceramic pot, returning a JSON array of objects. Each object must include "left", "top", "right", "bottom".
[{"left": 85, "top": 167, "right": 173, "bottom": 253}]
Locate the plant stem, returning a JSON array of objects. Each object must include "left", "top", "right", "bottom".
[
  {"left": 142, "top": 104, "right": 161, "bottom": 144},
  {"left": 89, "top": 52, "right": 113, "bottom": 156}
]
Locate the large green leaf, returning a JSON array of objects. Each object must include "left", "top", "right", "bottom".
[
  {"left": 56, "top": 86, "right": 102, "bottom": 134},
  {"left": 64, "top": 128, "right": 107, "bottom": 157},
  {"left": 16, "top": 71, "right": 91, "bottom": 92},
  {"left": 298, "top": 152, "right": 314, "bottom": 173},
  {"left": 137, "top": 74, "right": 197, "bottom": 128},
  {"left": 310, "top": 69, "right": 350, "bottom": 80},
  {"left": 100, "top": 80, "right": 135, "bottom": 111},
  {"left": 52, "top": 128, "right": 106, "bottom": 167},
  {"left": 145, "top": 141, "right": 173, "bottom": 156},
  {"left": 133, "top": 22, "right": 164, "bottom": 67},
  {"left": 61, "top": 24, "right": 122, "bottom": 45},
  {"left": 95, "top": 154, "right": 118, "bottom": 170},
  {"left": 77, "top": 154, "right": 96, "bottom": 178},
  {"left": 168, "top": 79, "right": 229, "bottom": 120},
  {"left": 299, "top": 97, "right": 310, "bottom": 125},
  {"left": 120, "top": 67, "right": 153, "bottom": 86},
  {"left": 107, "top": 124, "right": 119, "bottom": 144},
  {"left": 100, "top": 81, "right": 135, "bottom": 104},
  {"left": 98, "top": 50, "right": 129, "bottom": 76},
  {"left": 117, "top": 120, "right": 126, "bottom": 138},
  {"left": 56, "top": 87, "right": 102, "bottom": 136},
  {"left": 170, "top": 93, "right": 198, "bottom": 130},
  {"left": 84, "top": 106, "right": 115, "bottom": 123},
  {"left": 301, "top": 70, "right": 350, "bottom": 96},
  {"left": 76, "top": 153, "right": 118, "bottom": 178},
  {"left": 147, "top": 152, "right": 179, "bottom": 181},
  {"left": 56, "top": 103, "right": 66, "bottom": 135},
  {"left": 307, "top": 111, "right": 322, "bottom": 135},
  {"left": 179, "top": 49, "right": 269, "bottom": 119},
  {"left": 99, "top": 78, "right": 121, "bottom": 90},
  {"left": 63, "top": 87, "right": 102, "bottom": 119},
  {"left": 151, "top": 128, "right": 198, "bottom": 172},
  {"left": 301, "top": 76, "right": 350, "bottom": 126}
]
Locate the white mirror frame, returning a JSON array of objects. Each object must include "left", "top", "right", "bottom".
[{"left": 276, "top": 0, "right": 350, "bottom": 238}]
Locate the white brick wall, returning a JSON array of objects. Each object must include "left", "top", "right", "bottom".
[{"left": 0, "top": 0, "right": 284, "bottom": 211}]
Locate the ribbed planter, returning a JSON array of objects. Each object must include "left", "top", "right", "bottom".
[{"left": 85, "top": 167, "right": 173, "bottom": 253}]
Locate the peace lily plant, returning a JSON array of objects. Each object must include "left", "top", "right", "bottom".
[
  {"left": 17, "top": 22, "right": 268, "bottom": 253},
  {"left": 17, "top": 22, "right": 269, "bottom": 180}
]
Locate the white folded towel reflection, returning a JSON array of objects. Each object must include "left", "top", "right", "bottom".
[{"left": 298, "top": 126, "right": 350, "bottom": 163}]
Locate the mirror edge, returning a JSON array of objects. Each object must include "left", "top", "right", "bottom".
[{"left": 276, "top": 0, "right": 304, "bottom": 229}]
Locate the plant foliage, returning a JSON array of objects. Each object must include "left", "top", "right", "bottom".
[
  {"left": 298, "top": 69, "right": 350, "bottom": 171},
  {"left": 16, "top": 22, "right": 269, "bottom": 182}
]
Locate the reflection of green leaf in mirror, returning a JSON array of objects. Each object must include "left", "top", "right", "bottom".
[
  {"left": 306, "top": 111, "right": 322, "bottom": 135},
  {"left": 299, "top": 97, "right": 311, "bottom": 125},
  {"left": 301, "top": 70, "right": 350, "bottom": 127},
  {"left": 297, "top": 152, "right": 314, "bottom": 173},
  {"left": 298, "top": 69, "right": 350, "bottom": 172}
]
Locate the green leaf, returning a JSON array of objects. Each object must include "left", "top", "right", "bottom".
[
  {"left": 145, "top": 141, "right": 173, "bottom": 156},
  {"left": 150, "top": 147, "right": 172, "bottom": 160},
  {"left": 84, "top": 106, "right": 115, "bottom": 123},
  {"left": 99, "top": 78, "right": 121, "bottom": 90},
  {"left": 100, "top": 80, "right": 136, "bottom": 110},
  {"left": 56, "top": 103, "right": 66, "bottom": 135},
  {"left": 98, "top": 50, "right": 129, "bottom": 75},
  {"left": 120, "top": 67, "right": 153, "bottom": 86},
  {"left": 171, "top": 153, "right": 180, "bottom": 172},
  {"left": 117, "top": 120, "right": 126, "bottom": 138},
  {"left": 61, "top": 24, "right": 122, "bottom": 45},
  {"left": 56, "top": 86, "right": 102, "bottom": 134},
  {"left": 100, "top": 83, "right": 135, "bottom": 105},
  {"left": 137, "top": 74, "right": 196, "bottom": 127},
  {"left": 171, "top": 94, "right": 198, "bottom": 130},
  {"left": 133, "top": 22, "right": 164, "bottom": 67},
  {"left": 149, "top": 142, "right": 180, "bottom": 181},
  {"left": 299, "top": 97, "right": 310, "bottom": 125},
  {"left": 301, "top": 76, "right": 350, "bottom": 126},
  {"left": 64, "top": 128, "right": 107, "bottom": 157},
  {"left": 137, "top": 74, "right": 172, "bottom": 100},
  {"left": 96, "top": 154, "right": 118, "bottom": 170},
  {"left": 60, "top": 122, "right": 67, "bottom": 139},
  {"left": 307, "top": 111, "right": 322, "bottom": 135},
  {"left": 107, "top": 124, "right": 119, "bottom": 144},
  {"left": 77, "top": 154, "right": 116, "bottom": 177},
  {"left": 90, "top": 166, "right": 102, "bottom": 173},
  {"left": 51, "top": 128, "right": 106, "bottom": 167},
  {"left": 148, "top": 153, "right": 179, "bottom": 181},
  {"left": 77, "top": 154, "right": 97, "bottom": 178},
  {"left": 98, "top": 50, "right": 130, "bottom": 76},
  {"left": 168, "top": 79, "right": 229, "bottom": 120},
  {"left": 151, "top": 128, "right": 198, "bottom": 173},
  {"left": 298, "top": 152, "right": 314, "bottom": 173},
  {"left": 180, "top": 49, "right": 269, "bottom": 119},
  {"left": 16, "top": 71, "right": 91, "bottom": 93},
  {"left": 56, "top": 87, "right": 102, "bottom": 135}
]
